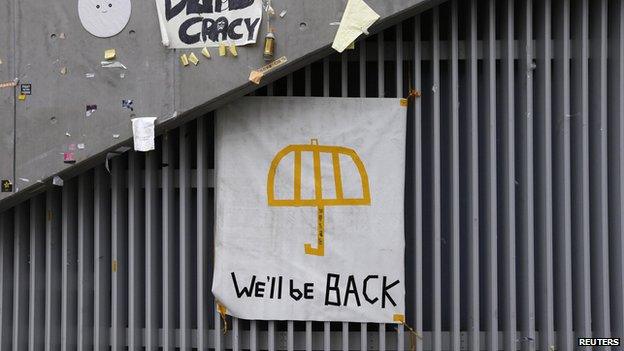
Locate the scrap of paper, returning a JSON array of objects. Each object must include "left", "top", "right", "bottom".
[
  {"left": 131, "top": 117, "right": 157, "bottom": 152},
  {"left": 52, "top": 176, "right": 63, "bottom": 187},
  {"left": 122, "top": 99, "right": 134, "bottom": 111},
  {"left": 248, "top": 56, "right": 288, "bottom": 84},
  {"left": 101, "top": 61, "right": 127, "bottom": 69},
  {"left": 86, "top": 104, "right": 97, "bottom": 117},
  {"left": 332, "top": 0, "right": 380, "bottom": 53}
]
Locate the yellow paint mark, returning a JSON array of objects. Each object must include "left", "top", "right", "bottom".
[
  {"left": 294, "top": 151, "right": 301, "bottom": 201},
  {"left": 267, "top": 139, "right": 371, "bottom": 257},
  {"left": 332, "top": 152, "right": 343, "bottom": 200},
  {"left": 112, "top": 260, "right": 117, "bottom": 273}
]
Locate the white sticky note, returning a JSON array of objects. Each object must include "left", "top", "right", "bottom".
[
  {"left": 331, "top": 0, "right": 380, "bottom": 53},
  {"left": 131, "top": 117, "right": 157, "bottom": 152}
]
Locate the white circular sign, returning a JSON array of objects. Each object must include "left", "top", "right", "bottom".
[{"left": 78, "top": 0, "right": 132, "bottom": 38}]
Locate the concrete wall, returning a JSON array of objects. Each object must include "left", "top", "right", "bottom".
[{"left": 0, "top": 0, "right": 433, "bottom": 205}]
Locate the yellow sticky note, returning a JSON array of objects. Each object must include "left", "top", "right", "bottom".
[
  {"left": 188, "top": 52, "right": 199, "bottom": 65},
  {"left": 18, "top": 94, "right": 26, "bottom": 101},
  {"left": 219, "top": 43, "right": 227, "bottom": 57},
  {"left": 104, "top": 49, "right": 116, "bottom": 60},
  {"left": 228, "top": 45, "right": 238, "bottom": 57},
  {"left": 201, "top": 47, "right": 211, "bottom": 59},
  {"left": 332, "top": 0, "right": 380, "bottom": 53},
  {"left": 180, "top": 54, "right": 189, "bottom": 66}
]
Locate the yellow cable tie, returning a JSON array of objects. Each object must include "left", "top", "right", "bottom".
[{"left": 217, "top": 302, "right": 228, "bottom": 335}]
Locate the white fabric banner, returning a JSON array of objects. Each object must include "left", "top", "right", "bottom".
[
  {"left": 213, "top": 97, "right": 407, "bottom": 323},
  {"left": 155, "top": 0, "right": 263, "bottom": 48}
]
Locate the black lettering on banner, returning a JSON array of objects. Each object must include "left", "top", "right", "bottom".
[
  {"left": 227, "top": 18, "right": 244, "bottom": 40},
  {"left": 324, "top": 273, "right": 341, "bottom": 306},
  {"left": 381, "top": 276, "right": 400, "bottom": 308},
  {"left": 344, "top": 275, "right": 361, "bottom": 306},
  {"left": 289, "top": 280, "right": 303, "bottom": 301},
  {"left": 165, "top": 0, "right": 187, "bottom": 20},
  {"left": 304, "top": 283, "right": 314, "bottom": 299},
  {"left": 166, "top": 0, "right": 255, "bottom": 19},
  {"left": 278, "top": 276, "right": 283, "bottom": 299},
  {"left": 185, "top": 0, "right": 213, "bottom": 16},
  {"left": 212, "top": 16, "right": 229, "bottom": 42},
  {"left": 269, "top": 276, "right": 276, "bottom": 298},
  {"left": 255, "top": 280, "right": 265, "bottom": 297},
  {"left": 179, "top": 17, "right": 203, "bottom": 44},
  {"left": 229, "top": 0, "right": 255, "bottom": 10},
  {"left": 363, "top": 275, "right": 379, "bottom": 304},
  {"left": 244, "top": 18, "right": 260, "bottom": 40},
  {"left": 231, "top": 272, "right": 255, "bottom": 298}
]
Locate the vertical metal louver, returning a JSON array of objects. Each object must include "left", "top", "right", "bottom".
[{"left": 0, "top": 0, "right": 623, "bottom": 350}]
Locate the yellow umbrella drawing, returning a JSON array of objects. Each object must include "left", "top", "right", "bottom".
[{"left": 267, "top": 139, "right": 371, "bottom": 256}]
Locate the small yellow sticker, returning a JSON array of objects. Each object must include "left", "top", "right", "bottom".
[
  {"left": 188, "top": 52, "right": 199, "bottom": 65},
  {"left": 180, "top": 54, "right": 189, "bottom": 66},
  {"left": 400, "top": 98, "right": 408, "bottom": 106},
  {"left": 112, "top": 260, "right": 118, "bottom": 272},
  {"left": 18, "top": 94, "right": 26, "bottom": 101},
  {"left": 228, "top": 45, "right": 238, "bottom": 57},
  {"left": 104, "top": 49, "right": 116, "bottom": 60},
  {"left": 393, "top": 314, "right": 405, "bottom": 323},
  {"left": 201, "top": 47, "right": 211, "bottom": 59}
]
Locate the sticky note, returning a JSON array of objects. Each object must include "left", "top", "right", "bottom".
[
  {"left": 18, "top": 94, "right": 26, "bottom": 101},
  {"left": 104, "top": 49, "right": 116, "bottom": 60},
  {"left": 180, "top": 54, "right": 189, "bottom": 66},
  {"left": 188, "top": 52, "right": 199, "bottom": 65},
  {"left": 219, "top": 43, "right": 227, "bottom": 57},
  {"left": 201, "top": 47, "right": 211, "bottom": 59},
  {"left": 332, "top": 0, "right": 380, "bottom": 53},
  {"left": 228, "top": 45, "right": 238, "bottom": 57}
]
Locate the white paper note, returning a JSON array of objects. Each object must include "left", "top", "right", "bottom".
[{"left": 131, "top": 117, "right": 157, "bottom": 152}]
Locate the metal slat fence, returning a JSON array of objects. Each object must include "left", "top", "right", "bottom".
[{"left": 1, "top": 0, "right": 624, "bottom": 349}]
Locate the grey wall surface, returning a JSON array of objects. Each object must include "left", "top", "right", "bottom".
[
  {"left": 0, "top": 0, "right": 433, "bottom": 205},
  {"left": 0, "top": 0, "right": 15, "bottom": 195}
]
